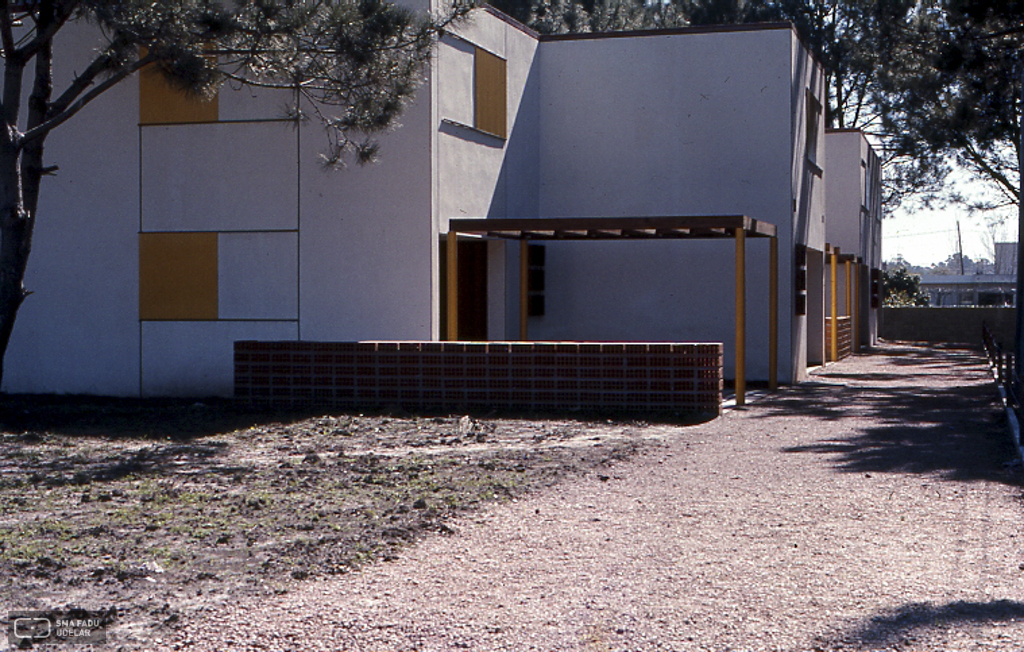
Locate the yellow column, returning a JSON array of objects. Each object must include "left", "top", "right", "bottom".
[
  {"left": 735, "top": 228, "right": 746, "bottom": 406},
  {"left": 845, "top": 259, "right": 852, "bottom": 316},
  {"left": 830, "top": 248, "right": 838, "bottom": 363},
  {"left": 519, "top": 240, "right": 529, "bottom": 341},
  {"left": 845, "top": 259, "right": 852, "bottom": 358},
  {"left": 769, "top": 236, "right": 778, "bottom": 390},
  {"left": 853, "top": 262, "right": 861, "bottom": 353},
  {"left": 446, "top": 230, "right": 458, "bottom": 341}
]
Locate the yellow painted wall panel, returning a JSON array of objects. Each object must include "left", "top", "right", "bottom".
[
  {"left": 139, "top": 59, "right": 218, "bottom": 125},
  {"left": 139, "top": 232, "right": 219, "bottom": 320},
  {"left": 474, "top": 48, "right": 507, "bottom": 138}
]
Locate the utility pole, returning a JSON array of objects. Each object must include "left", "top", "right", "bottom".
[{"left": 957, "top": 220, "right": 965, "bottom": 274}]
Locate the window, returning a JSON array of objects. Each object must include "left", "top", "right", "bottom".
[
  {"left": 805, "top": 90, "right": 822, "bottom": 176},
  {"left": 139, "top": 232, "right": 219, "bottom": 320},
  {"left": 139, "top": 49, "right": 219, "bottom": 125},
  {"left": 474, "top": 48, "right": 507, "bottom": 139}
]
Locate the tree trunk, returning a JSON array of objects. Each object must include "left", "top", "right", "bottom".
[
  {"left": 0, "top": 181, "right": 32, "bottom": 389},
  {"left": 0, "top": 1, "right": 53, "bottom": 390}
]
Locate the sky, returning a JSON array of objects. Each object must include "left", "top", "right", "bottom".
[
  {"left": 881, "top": 171, "right": 1018, "bottom": 269},
  {"left": 883, "top": 204, "right": 1018, "bottom": 268}
]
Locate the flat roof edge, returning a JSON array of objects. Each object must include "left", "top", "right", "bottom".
[
  {"left": 480, "top": 4, "right": 540, "bottom": 39},
  {"left": 539, "top": 21, "right": 795, "bottom": 43}
]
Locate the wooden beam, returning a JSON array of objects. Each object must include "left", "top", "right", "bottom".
[
  {"left": 447, "top": 230, "right": 458, "bottom": 341},
  {"left": 735, "top": 227, "right": 746, "bottom": 406},
  {"left": 520, "top": 240, "right": 529, "bottom": 341},
  {"left": 769, "top": 235, "right": 778, "bottom": 390},
  {"left": 657, "top": 227, "right": 692, "bottom": 236},
  {"left": 448, "top": 215, "right": 777, "bottom": 239}
]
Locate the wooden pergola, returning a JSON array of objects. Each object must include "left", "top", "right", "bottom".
[
  {"left": 446, "top": 215, "right": 778, "bottom": 406},
  {"left": 827, "top": 245, "right": 862, "bottom": 361}
]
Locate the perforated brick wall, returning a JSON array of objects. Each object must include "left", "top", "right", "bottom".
[
  {"left": 235, "top": 341, "right": 722, "bottom": 415},
  {"left": 825, "top": 316, "right": 853, "bottom": 361}
]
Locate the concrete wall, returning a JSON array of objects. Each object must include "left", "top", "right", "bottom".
[
  {"left": 530, "top": 25, "right": 821, "bottom": 383},
  {"left": 880, "top": 307, "right": 1014, "bottom": 347}
]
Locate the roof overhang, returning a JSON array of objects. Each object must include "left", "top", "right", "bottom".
[{"left": 447, "top": 215, "right": 776, "bottom": 240}]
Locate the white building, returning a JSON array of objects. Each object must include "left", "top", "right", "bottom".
[
  {"left": 4, "top": 7, "right": 877, "bottom": 398},
  {"left": 823, "top": 128, "right": 883, "bottom": 360}
]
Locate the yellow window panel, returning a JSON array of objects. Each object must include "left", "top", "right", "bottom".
[
  {"left": 139, "top": 232, "right": 219, "bottom": 320},
  {"left": 474, "top": 48, "right": 507, "bottom": 139},
  {"left": 139, "top": 49, "right": 219, "bottom": 125}
]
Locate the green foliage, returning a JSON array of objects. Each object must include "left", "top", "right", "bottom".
[
  {"left": 874, "top": 1, "right": 1022, "bottom": 212},
  {"left": 62, "top": 0, "right": 469, "bottom": 164},
  {"left": 498, "top": 0, "right": 1024, "bottom": 214},
  {"left": 497, "top": 0, "right": 946, "bottom": 210},
  {"left": 882, "top": 267, "right": 930, "bottom": 306},
  {"left": 490, "top": 0, "right": 687, "bottom": 35},
  {"left": 0, "top": 0, "right": 469, "bottom": 384}
]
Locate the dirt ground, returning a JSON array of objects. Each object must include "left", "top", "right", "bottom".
[
  {"left": 0, "top": 396, "right": 682, "bottom": 649},
  {"left": 164, "top": 342, "right": 1022, "bottom": 652},
  {"left": 3, "top": 343, "right": 1023, "bottom": 651}
]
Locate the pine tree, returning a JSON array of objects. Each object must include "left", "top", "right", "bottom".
[{"left": 0, "top": 0, "right": 467, "bottom": 385}]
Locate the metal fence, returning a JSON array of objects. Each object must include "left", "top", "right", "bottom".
[{"left": 982, "top": 321, "right": 1022, "bottom": 421}]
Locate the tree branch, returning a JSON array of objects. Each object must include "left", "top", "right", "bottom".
[
  {"left": 0, "top": 0, "right": 17, "bottom": 62},
  {"left": 21, "top": 58, "right": 148, "bottom": 145},
  {"left": 961, "top": 140, "right": 1020, "bottom": 201},
  {"left": 17, "top": 0, "right": 77, "bottom": 63}
]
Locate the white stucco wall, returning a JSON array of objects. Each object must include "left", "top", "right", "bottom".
[
  {"left": 4, "top": 23, "right": 141, "bottom": 395},
  {"left": 298, "top": 78, "right": 434, "bottom": 342},
  {"left": 5, "top": 11, "right": 831, "bottom": 396},
  {"left": 531, "top": 26, "right": 819, "bottom": 383},
  {"left": 825, "top": 130, "right": 866, "bottom": 256},
  {"left": 825, "top": 129, "right": 882, "bottom": 346},
  {"left": 434, "top": 10, "right": 540, "bottom": 339}
]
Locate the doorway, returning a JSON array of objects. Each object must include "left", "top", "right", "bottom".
[{"left": 439, "top": 238, "right": 488, "bottom": 340}]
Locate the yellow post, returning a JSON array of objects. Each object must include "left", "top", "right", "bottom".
[
  {"left": 446, "top": 230, "right": 458, "bottom": 341},
  {"left": 845, "top": 259, "right": 852, "bottom": 317},
  {"left": 735, "top": 228, "right": 746, "bottom": 406},
  {"left": 769, "top": 236, "right": 778, "bottom": 390},
  {"left": 852, "top": 262, "right": 861, "bottom": 353},
  {"left": 520, "top": 240, "right": 529, "bottom": 341},
  {"left": 830, "top": 247, "right": 838, "bottom": 363}
]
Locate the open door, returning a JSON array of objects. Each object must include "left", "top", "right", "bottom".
[{"left": 439, "top": 239, "right": 488, "bottom": 340}]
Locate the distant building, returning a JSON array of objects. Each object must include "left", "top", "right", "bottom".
[
  {"left": 921, "top": 275, "right": 1015, "bottom": 307},
  {"left": 995, "top": 242, "right": 1018, "bottom": 276}
]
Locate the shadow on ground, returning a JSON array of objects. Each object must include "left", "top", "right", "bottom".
[
  {"left": 823, "top": 600, "right": 1024, "bottom": 650},
  {"left": 755, "top": 345, "right": 1023, "bottom": 487}
]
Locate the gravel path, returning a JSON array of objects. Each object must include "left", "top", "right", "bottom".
[{"left": 168, "top": 342, "right": 1024, "bottom": 651}]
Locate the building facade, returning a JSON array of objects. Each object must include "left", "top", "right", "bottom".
[
  {"left": 5, "top": 7, "right": 875, "bottom": 397},
  {"left": 822, "top": 128, "right": 883, "bottom": 360}
]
